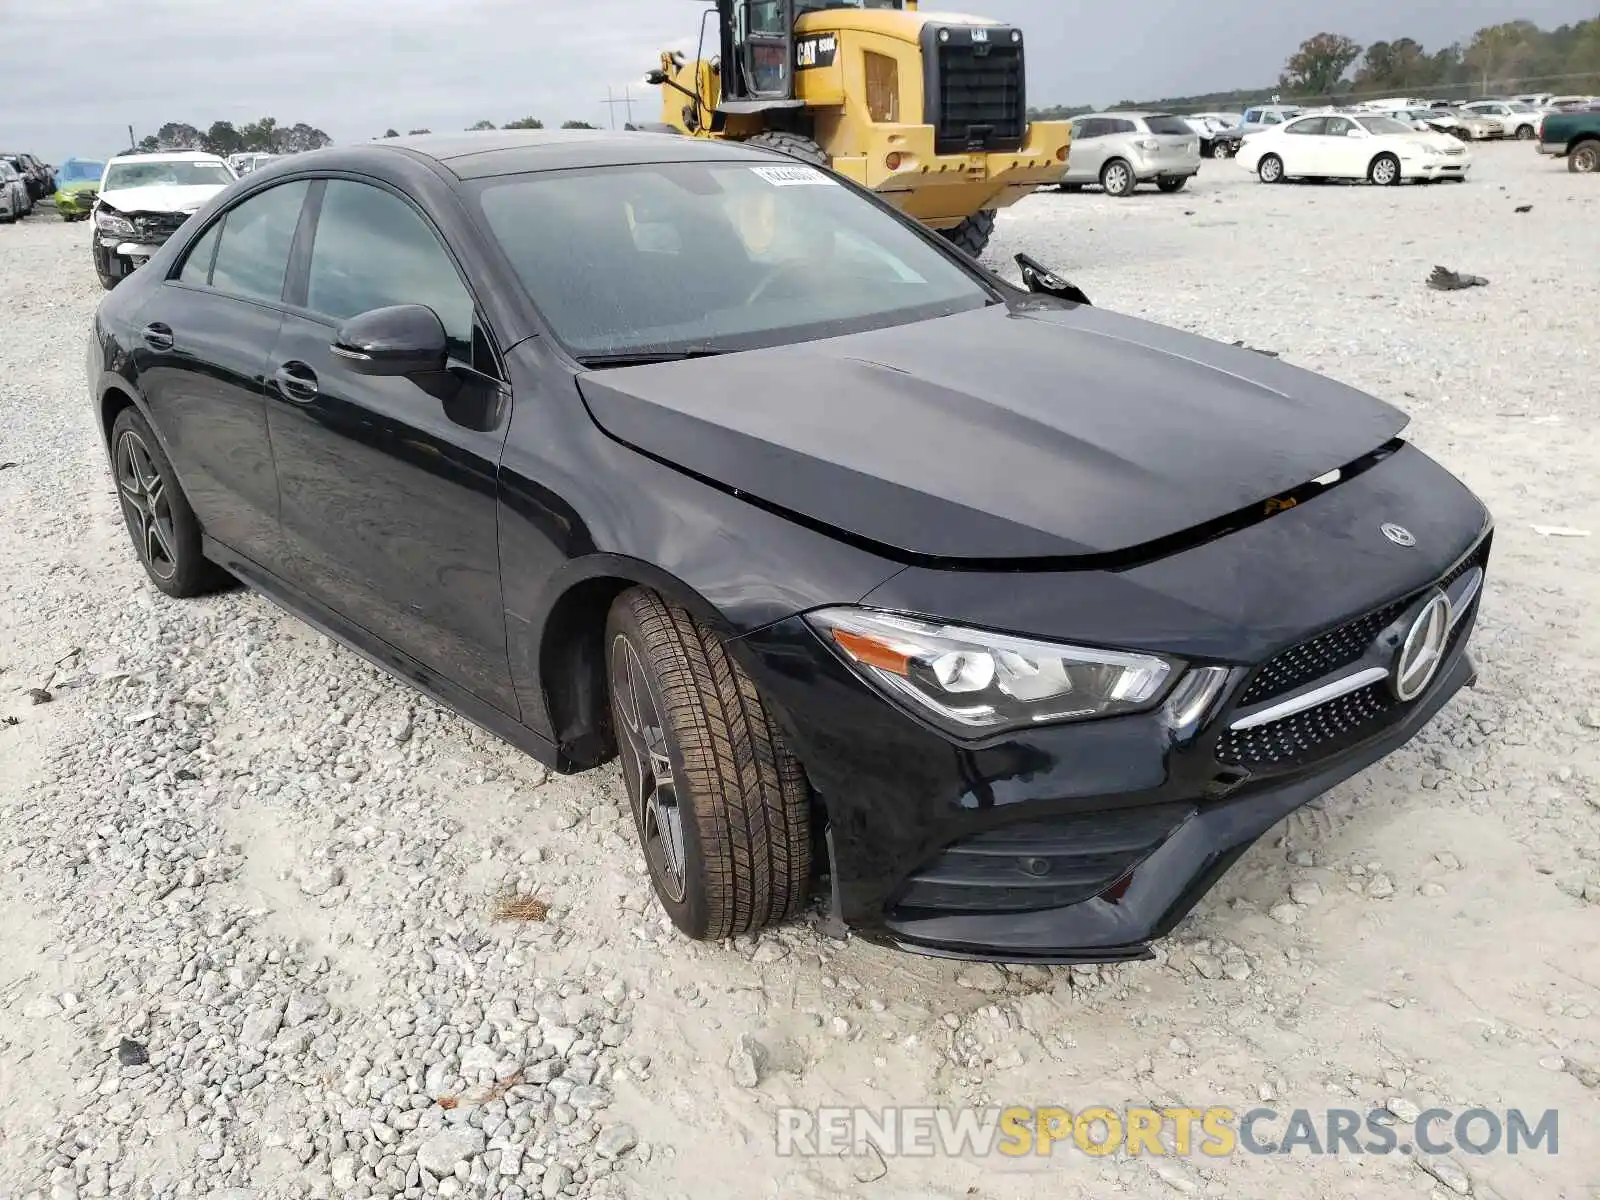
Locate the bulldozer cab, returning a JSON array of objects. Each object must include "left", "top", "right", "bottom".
[{"left": 722, "top": 0, "right": 908, "bottom": 106}]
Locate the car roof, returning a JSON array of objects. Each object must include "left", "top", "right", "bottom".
[
  {"left": 346, "top": 129, "right": 779, "bottom": 180},
  {"left": 107, "top": 150, "right": 228, "bottom": 165}
]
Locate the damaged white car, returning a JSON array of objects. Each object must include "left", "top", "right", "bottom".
[{"left": 93, "top": 151, "right": 236, "bottom": 290}]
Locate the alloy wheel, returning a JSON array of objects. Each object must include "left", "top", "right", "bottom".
[
  {"left": 114, "top": 429, "right": 178, "bottom": 581},
  {"left": 610, "top": 634, "right": 688, "bottom": 903},
  {"left": 1371, "top": 157, "right": 1399, "bottom": 185},
  {"left": 1104, "top": 163, "right": 1131, "bottom": 195},
  {"left": 1259, "top": 156, "right": 1283, "bottom": 183},
  {"left": 1572, "top": 144, "right": 1599, "bottom": 173}
]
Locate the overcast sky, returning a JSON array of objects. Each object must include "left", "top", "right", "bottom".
[{"left": 4, "top": 0, "right": 1595, "bottom": 162}]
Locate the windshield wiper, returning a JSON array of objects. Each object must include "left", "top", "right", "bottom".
[{"left": 574, "top": 346, "right": 731, "bottom": 368}]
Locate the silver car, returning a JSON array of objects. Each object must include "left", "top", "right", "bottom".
[
  {"left": 0, "top": 160, "right": 29, "bottom": 223},
  {"left": 1063, "top": 112, "right": 1202, "bottom": 196}
]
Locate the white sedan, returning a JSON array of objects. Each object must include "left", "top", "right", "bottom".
[{"left": 1237, "top": 112, "right": 1471, "bottom": 186}]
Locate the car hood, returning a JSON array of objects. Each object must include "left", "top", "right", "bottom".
[
  {"left": 575, "top": 304, "right": 1409, "bottom": 564},
  {"left": 97, "top": 183, "right": 228, "bottom": 214}
]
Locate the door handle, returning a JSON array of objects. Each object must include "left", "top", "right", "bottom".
[
  {"left": 273, "top": 362, "right": 319, "bottom": 403},
  {"left": 142, "top": 322, "right": 173, "bottom": 351}
]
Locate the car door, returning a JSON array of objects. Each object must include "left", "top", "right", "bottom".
[
  {"left": 1278, "top": 116, "right": 1326, "bottom": 173},
  {"left": 131, "top": 180, "right": 311, "bottom": 566},
  {"left": 1319, "top": 116, "right": 1364, "bottom": 175},
  {"left": 1066, "top": 119, "right": 1106, "bottom": 181},
  {"left": 264, "top": 177, "right": 518, "bottom": 714}
]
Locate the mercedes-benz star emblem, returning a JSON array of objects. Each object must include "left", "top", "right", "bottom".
[
  {"left": 1392, "top": 591, "right": 1451, "bottom": 701},
  {"left": 1381, "top": 523, "right": 1417, "bottom": 548}
]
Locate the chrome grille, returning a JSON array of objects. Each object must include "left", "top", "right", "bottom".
[{"left": 1217, "top": 682, "right": 1395, "bottom": 768}]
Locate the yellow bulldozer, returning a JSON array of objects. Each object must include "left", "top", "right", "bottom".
[{"left": 644, "top": 0, "right": 1071, "bottom": 256}]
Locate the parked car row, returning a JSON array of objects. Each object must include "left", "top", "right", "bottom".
[
  {"left": 1, "top": 150, "right": 56, "bottom": 201},
  {"left": 1, "top": 158, "right": 33, "bottom": 223}
]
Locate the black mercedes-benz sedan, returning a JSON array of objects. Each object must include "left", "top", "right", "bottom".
[{"left": 86, "top": 131, "right": 1490, "bottom": 963}]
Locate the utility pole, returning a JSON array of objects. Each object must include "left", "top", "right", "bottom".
[
  {"left": 127, "top": 124, "right": 136, "bottom": 151},
  {"left": 601, "top": 86, "right": 637, "bottom": 130}
]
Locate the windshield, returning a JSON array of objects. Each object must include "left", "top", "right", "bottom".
[
  {"left": 794, "top": 0, "right": 903, "bottom": 10},
  {"left": 103, "top": 160, "right": 234, "bottom": 190},
  {"left": 474, "top": 161, "right": 993, "bottom": 359},
  {"left": 57, "top": 160, "right": 105, "bottom": 185},
  {"left": 1357, "top": 116, "right": 1415, "bottom": 136}
]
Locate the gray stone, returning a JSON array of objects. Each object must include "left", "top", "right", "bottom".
[
  {"left": 1417, "top": 1155, "right": 1472, "bottom": 1195},
  {"left": 416, "top": 1128, "right": 485, "bottom": 1177},
  {"left": 595, "top": 1124, "right": 637, "bottom": 1159},
  {"left": 727, "top": 1034, "right": 768, "bottom": 1088}
]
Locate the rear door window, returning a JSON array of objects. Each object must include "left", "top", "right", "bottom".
[{"left": 209, "top": 181, "right": 310, "bottom": 304}]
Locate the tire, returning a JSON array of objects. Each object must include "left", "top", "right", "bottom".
[
  {"left": 1100, "top": 158, "right": 1135, "bottom": 197},
  {"left": 93, "top": 243, "right": 124, "bottom": 291},
  {"left": 1515, "top": 124, "right": 1535, "bottom": 141},
  {"left": 606, "top": 588, "right": 812, "bottom": 940},
  {"left": 1570, "top": 141, "right": 1600, "bottom": 173},
  {"left": 940, "top": 209, "right": 997, "bottom": 256},
  {"left": 109, "top": 408, "right": 226, "bottom": 598},
  {"left": 1156, "top": 176, "right": 1188, "bottom": 193},
  {"left": 1369, "top": 153, "right": 1401, "bottom": 186},
  {"left": 1211, "top": 141, "right": 1232, "bottom": 159},
  {"left": 742, "top": 130, "right": 828, "bottom": 166},
  {"left": 1257, "top": 154, "right": 1284, "bottom": 184}
]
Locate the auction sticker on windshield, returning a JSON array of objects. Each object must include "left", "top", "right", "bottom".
[{"left": 750, "top": 164, "right": 837, "bottom": 186}]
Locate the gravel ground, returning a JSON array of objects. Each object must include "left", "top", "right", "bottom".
[{"left": 1, "top": 142, "right": 1598, "bottom": 1200}]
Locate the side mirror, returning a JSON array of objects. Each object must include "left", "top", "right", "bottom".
[
  {"left": 1015, "top": 253, "right": 1091, "bottom": 306},
  {"left": 331, "top": 304, "right": 448, "bottom": 376}
]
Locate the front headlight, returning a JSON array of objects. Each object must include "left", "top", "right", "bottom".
[
  {"left": 806, "top": 608, "right": 1179, "bottom": 736},
  {"left": 95, "top": 207, "right": 135, "bottom": 236}
]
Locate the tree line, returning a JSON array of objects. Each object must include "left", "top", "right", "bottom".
[
  {"left": 133, "top": 117, "right": 332, "bottom": 156},
  {"left": 378, "top": 118, "right": 600, "bottom": 137},
  {"left": 130, "top": 115, "right": 604, "bottom": 157},
  {"left": 1031, "top": 16, "right": 1600, "bottom": 118}
]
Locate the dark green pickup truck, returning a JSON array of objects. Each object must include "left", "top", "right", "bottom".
[{"left": 1537, "top": 108, "right": 1600, "bottom": 172}]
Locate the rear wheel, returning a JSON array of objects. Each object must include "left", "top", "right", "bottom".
[
  {"left": 606, "top": 589, "right": 812, "bottom": 940},
  {"left": 940, "top": 209, "right": 997, "bottom": 256},
  {"left": 1100, "top": 158, "right": 1135, "bottom": 197},
  {"left": 1156, "top": 175, "right": 1189, "bottom": 193},
  {"left": 1257, "top": 154, "right": 1284, "bottom": 184},
  {"left": 1369, "top": 153, "right": 1402, "bottom": 186},
  {"left": 110, "top": 408, "right": 226, "bottom": 598},
  {"left": 742, "top": 130, "right": 828, "bottom": 166},
  {"left": 1570, "top": 141, "right": 1600, "bottom": 173}
]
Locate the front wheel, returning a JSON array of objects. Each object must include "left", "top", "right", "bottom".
[
  {"left": 1515, "top": 124, "right": 1535, "bottom": 141},
  {"left": 1570, "top": 142, "right": 1600, "bottom": 173},
  {"left": 93, "top": 243, "right": 125, "bottom": 291},
  {"left": 742, "top": 130, "right": 828, "bottom": 167},
  {"left": 1369, "top": 153, "right": 1402, "bottom": 186},
  {"left": 1156, "top": 176, "right": 1189, "bottom": 193},
  {"left": 940, "top": 209, "right": 997, "bottom": 257},
  {"left": 606, "top": 589, "right": 812, "bottom": 941},
  {"left": 1211, "top": 141, "right": 1232, "bottom": 159},
  {"left": 1257, "top": 154, "right": 1284, "bottom": 184}
]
